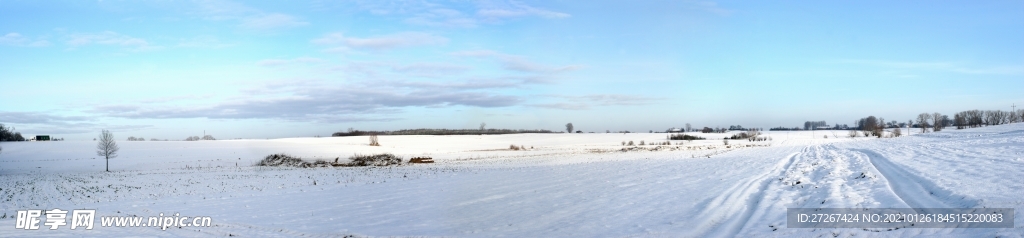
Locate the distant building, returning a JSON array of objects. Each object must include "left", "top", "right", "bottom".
[
  {"left": 36, "top": 135, "right": 50, "bottom": 141},
  {"left": 666, "top": 127, "right": 682, "bottom": 133}
]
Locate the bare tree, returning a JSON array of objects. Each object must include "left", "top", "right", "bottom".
[
  {"left": 892, "top": 127, "right": 902, "bottom": 137},
  {"left": 479, "top": 122, "right": 486, "bottom": 131},
  {"left": 932, "top": 112, "right": 943, "bottom": 132},
  {"left": 685, "top": 123, "right": 692, "bottom": 132},
  {"left": 97, "top": 130, "right": 119, "bottom": 172},
  {"left": 916, "top": 113, "right": 930, "bottom": 133},
  {"left": 565, "top": 123, "right": 574, "bottom": 133},
  {"left": 369, "top": 134, "right": 380, "bottom": 146},
  {"left": 1010, "top": 110, "right": 1022, "bottom": 123}
]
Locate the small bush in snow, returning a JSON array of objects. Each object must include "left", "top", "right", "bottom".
[{"left": 627, "top": 141, "right": 634, "bottom": 146}]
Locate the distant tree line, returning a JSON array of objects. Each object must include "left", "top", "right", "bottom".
[
  {"left": 668, "top": 134, "right": 705, "bottom": 140},
  {"left": 333, "top": 128, "right": 555, "bottom": 137},
  {"left": 803, "top": 121, "right": 827, "bottom": 130},
  {"left": 953, "top": 109, "right": 1021, "bottom": 129}
]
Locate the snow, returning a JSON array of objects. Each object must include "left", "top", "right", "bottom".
[{"left": 0, "top": 126, "right": 1022, "bottom": 237}]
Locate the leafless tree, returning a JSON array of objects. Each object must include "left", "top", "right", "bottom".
[
  {"left": 932, "top": 112, "right": 943, "bottom": 132},
  {"left": 892, "top": 127, "right": 902, "bottom": 137},
  {"left": 685, "top": 123, "right": 692, "bottom": 132},
  {"left": 479, "top": 122, "right": 486, "bottom": 131},
  {"left": 984, "top": 110, "right": 1005, "bottom": 125},
  {"left": 916, "top": 113, "right": 931, "bottom": 133},
  {"left": 369, "top": 134, "right": 380, "bottom": 146},
  {"left": 1010, "top": 110, "right": 1022, "bottom": 123},
  {"left": 565, "top": 123, "right": 574, "bottom": 133},
  {"left": 97, "top": 130, "right": 119, "bottom": 172},
  {"left": 954, "top": 112, "right": 967, "bottom": 129}
]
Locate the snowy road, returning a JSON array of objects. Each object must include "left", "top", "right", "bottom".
[{"left": 1, "top": 125, "right": 1022, "bottom": 237}]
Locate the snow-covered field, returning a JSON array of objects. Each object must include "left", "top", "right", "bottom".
[{"left": 0, "top": 125, "right": 1022, "bottom": 237}]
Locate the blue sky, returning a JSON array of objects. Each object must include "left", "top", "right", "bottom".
[{"left": 1, "top": 0, "right": 1022, "bottom": 140}]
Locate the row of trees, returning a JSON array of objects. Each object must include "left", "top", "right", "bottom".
[
  {"left": 803, "top": 121, "right": 827, "bottom": 130},
  {"left": 953, "top": 109, "right": 1022, "bottom": 129},
  {"left": 184, "top": 135, "right": 216, "bottom": 141}
]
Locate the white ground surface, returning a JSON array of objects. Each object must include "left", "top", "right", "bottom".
[{"left": 0, "top": 125, "right": 1021, "bottom": 237}]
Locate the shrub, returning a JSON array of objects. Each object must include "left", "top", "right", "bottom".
[
  {"left": 892, "top": 128, "right": 902, "bottom": 137},
  {"left": 256, "top": 154, "right": 317, "bottom": 167},
  {"left": 639, "top": 140, "right": 645, "bottom": 145},
  {"left": 668, "top": 134, "right": 705, "bottom": 140},
  {"left": 627, "top": 141, "right": 635, "bottom": 146},
  {"left": 848, "top": 130, "right": 858, "bottom": 138},
  {"left": 347, "top": 153, "right": 402, "bottom": 166},
  {"left": 409, "top": 157, "right": 434, "bottom": 163}
]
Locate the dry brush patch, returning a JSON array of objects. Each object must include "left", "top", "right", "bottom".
[{"left": 257, "top": 153, "right": 403, "bottom": 168}]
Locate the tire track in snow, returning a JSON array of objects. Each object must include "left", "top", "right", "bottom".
[
  {"left": 852, "top": 148, "right": 972, "bottom": 209},
  {"left": 686, "top": 147, "right": 804, "bottom": 238}
]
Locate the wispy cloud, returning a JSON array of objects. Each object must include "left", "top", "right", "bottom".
[
  {"left": 312, "top": 32, "right": 448, "bottom": 51},
  {"left": 529, "top": 94, "right": 664, "bottom": 110},
  {"left": 192, "top": 0, "right": 307, "bottom": 31},
  {"left": 256, "top": 57, "right": 324, "bottom": 67},
  {"left": 339, "top": 0, "right": 568, "bottom": 28},
  {"left": 92, "top": 80, "right": 522, "bottom": 123},
  {"left": 405, "top": 8, "right": 478, "bottom": 28},
  {"left": 240, "top": 13, "right": 309, "bottom": 30},
  {"left": 683, "top": 1, "right": 732, "bottom": 16},
  {"left": 391, "top": 62, "right": 469, "bottom": 77},
  {"left": 66, "top": 31, "right": 160, "bottom": 51},
  {"left": 451, "top": 50, "right": 583, "bottom": 74},
  {"left": 0, "top": 32, "right": 50, "bottom": 47},
  {"left": 0, "top": 111, "right": 151, "bottom": 134},
  {"left": 476, "top": 1, "right": 570, "bottom": 20}
]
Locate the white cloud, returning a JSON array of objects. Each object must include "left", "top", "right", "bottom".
[
  {"left": 66, "top": 31, "right": 159, "bottom": 51},
  {"left": 92, "top": 80, "right": 522, "bottom": 123},
  {"left": 312, "top": 32, "right": 448, "bottom": 51},
  {"left": 476, "top": 1, "right": 570, "bottom": 20},
  {"left": 405, "top": 8, "right": 478, "bottom": 28},
  {"left": 391, "top": 62, "right": 469, "bottom": 76},
  {"left": 0, "top": 32, "right": 50, "bottom": 47},
  {"left": 192, "top": 0, "right": 307, "bottom": 31},
  {"left": 451, "top": 50, "right": 583, "bottom": 74},
  {"left": 240, "top": 13, "right": 309, "bottom": 30}
]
